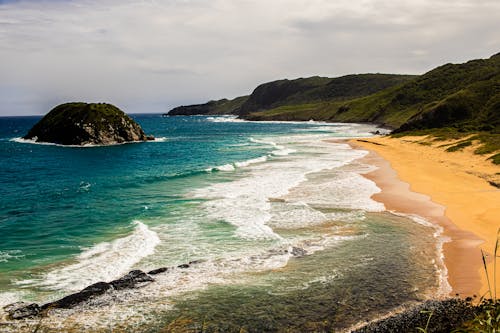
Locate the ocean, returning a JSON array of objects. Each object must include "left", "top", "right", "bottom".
[{"left": 0, "top": 115, "right": 447, "bottom": 331}]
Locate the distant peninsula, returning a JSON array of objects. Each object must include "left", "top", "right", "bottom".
[{"left": 24, "top": 102, "right": 154, "bottom": 146}]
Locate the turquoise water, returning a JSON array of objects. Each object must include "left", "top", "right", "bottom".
[{"left": 0, "top": 115, "right": 447, "bottom": 331}]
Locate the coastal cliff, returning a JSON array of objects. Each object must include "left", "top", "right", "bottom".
[{"left": 24, "top": 102, "right": 154, "bottom": 146}]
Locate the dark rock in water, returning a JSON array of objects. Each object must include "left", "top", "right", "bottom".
[
  {"left": 148, "top": 261, "right": 201, "bottom": 275},
  {"left": 110, "top": 270, "right": 154, "bottom": 290},
  {"left": 353, "top": 299, "right": 475, "bottom": 333},
  {"left": 291, "top": 247, "right": 307, "bottom": 257},
  {"left": 42, "top": 281, "right": 112, "bottom": 309},
  {"left": 4, "top": 302, "right": 41, "bottom": 319},
  {"left": 23, "top": 102, "right": 154, "bottom": 146},
  {"left": 7, "top": 270, "right": 156, "bottom": 319},
  {"left": 148, "top": 267, "right": 170, "bottom": 275}
]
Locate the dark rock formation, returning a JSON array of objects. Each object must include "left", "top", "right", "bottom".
[
  {"left": 5, "top": 262, "right": 203, "bottom": 319},
  {"left": 4, "top": 302, "right": 40, "bottom": 319},
  {"left": 353, "top": 299, "right": 476, "bottom": 333},
  {"left": 24, "top": 102, "right": 154, "bottom": 145},
  {"left": 110, "top": 270, "right": 154, "bottom": 290},
  {"left": 5, "top": 269, "right": 155, "bottom": 319},
  {"left": 148, "top": 267, "right": 170, "bottom": 275},
  {"left": 42, "top": 281, "right": 113, "bottom": 310},
  {"left": 291, "top": 247, "right": 307, "bottom": 257}
]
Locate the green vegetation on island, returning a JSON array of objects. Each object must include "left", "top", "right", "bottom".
[{"left": 24, "top": 102, "right": 154, "bottom": 146}]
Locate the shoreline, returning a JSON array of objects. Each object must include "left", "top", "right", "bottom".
[{"left": 349, "top": 136, "right": 500, "bottom": 298}]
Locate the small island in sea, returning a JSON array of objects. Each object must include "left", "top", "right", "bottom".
[{"left": 23, "top": 102, "right": 154, "bottom": 146}]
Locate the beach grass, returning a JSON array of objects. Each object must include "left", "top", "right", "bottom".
[
  {"left": 391, "top": 130, "right": 500, "bottom": 164},
  {"left": 454, "top": 229, "right": 500, "bottom": 332}
]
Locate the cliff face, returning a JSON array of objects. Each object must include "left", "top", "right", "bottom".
[{"left": 24, "top": 102, "right": 154, "bottom": 145}]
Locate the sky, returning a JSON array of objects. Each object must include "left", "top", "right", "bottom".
[{"left": 0, "top": 0, "right": 499, "bottom": 116}]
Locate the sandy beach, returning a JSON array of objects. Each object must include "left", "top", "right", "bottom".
[{"left": 349, "top": 135, "right": 500, "bottom": 298}]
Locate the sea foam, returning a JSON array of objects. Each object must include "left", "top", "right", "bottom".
[
  {"left": 15, "top": 221, "right": 160, "bottom": 293},
  {"left": 192, "top": 137, "right": 375, "bottom": 240}
]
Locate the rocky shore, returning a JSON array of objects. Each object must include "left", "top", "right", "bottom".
[
  {"left": 353, "top": 298, "right": 476, "bottom": 332},
  {"left": 2, "top": 260, "right": 204, "bottom": 320}
]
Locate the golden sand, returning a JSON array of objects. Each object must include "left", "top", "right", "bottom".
[{"left": 351, "top": 135, "right": 500, "bottom": 298}]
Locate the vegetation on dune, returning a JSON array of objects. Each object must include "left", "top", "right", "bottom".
[{"left": 391, "top": 129, "right": 500, "bottom": 164}]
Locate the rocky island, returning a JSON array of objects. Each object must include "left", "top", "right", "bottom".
[{"left": 24, "top": 102, "right": 154, "bottom": 145}]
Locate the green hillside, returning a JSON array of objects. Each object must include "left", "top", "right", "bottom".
[
  {"left": 167, "top": 96, "right": 248, "bottom": 116},
  {"left": 245, "top": 53, "right": 500, "bottom": 134},
  {"left": 166, "top": 74, "right": 415, "bottom": 116},
  {"left": 238, "top": 74, "right": 416, "bottom": 115}
]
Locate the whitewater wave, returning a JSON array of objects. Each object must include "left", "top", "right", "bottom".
[
  {"left": 193, "top": 140, "right": 372, "bottom": 240},
  {"left": 0, "top": 250, "right": 24, "bottom": 263},
  {"left": 10, "top": 137, "right": 162, "bottom": 147},
  {"left": 205, "top": 155, "right": 269, "bottom": 172},
  {"left": 249, "top": 137, "right": 296, "bottom": 156},
  {"left": 206, "top": 116, "right": 243, "bottom": 123},
  {"left": 14, "top": 221, "right": 160, "bottom": 292}
]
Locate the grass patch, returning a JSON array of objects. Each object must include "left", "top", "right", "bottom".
[
  {"left": 454, "top": 229, "right": 500, "bottom": 332},
  {"left": 488, "top": 153, "right": 500, "bottom": 165},
  {"left": 392, "top": 129, "right": 499, "bottom": 161},
  {"left": 446, "top": 140, "right": 473, "bottom": 152}
]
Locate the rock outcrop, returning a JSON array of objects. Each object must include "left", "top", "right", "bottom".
[
  {"left": 4, "top": 260, "right": 204, "bottom": 320},
  {"left": 24, "top": 102, "right": 154, "bottom": 145}
]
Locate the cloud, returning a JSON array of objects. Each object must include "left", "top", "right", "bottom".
[{"left": 0, "top": 0, "right": 499, "bottom": 115}]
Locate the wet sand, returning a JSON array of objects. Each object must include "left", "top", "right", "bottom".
[{"left": 348, "top": 136, "right": 500, "bottom": 298}]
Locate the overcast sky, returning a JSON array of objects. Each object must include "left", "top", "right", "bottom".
[{"left": 0, "top": 0, "right": 498, "bottom": 116}]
